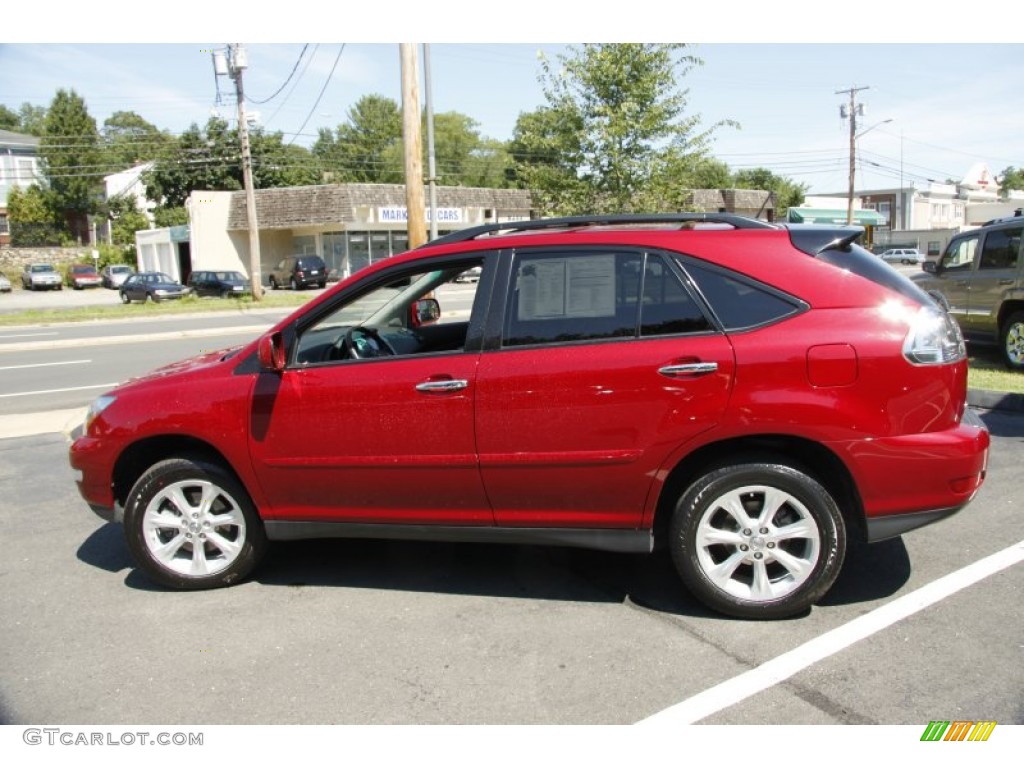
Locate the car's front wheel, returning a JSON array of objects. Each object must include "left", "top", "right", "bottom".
[
  {"left": 669, "top": 461, "right": 846, "bottom": 619},
  {"left": 124, "top": 456, "right": 268, "bottom": 590},
  {"left": 1002, "top": 311, "right": 1024, "bottom": 371}
]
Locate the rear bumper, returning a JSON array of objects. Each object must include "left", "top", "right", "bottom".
[{"left": 843, "top": 407, "right": 989, "bottom": 537}]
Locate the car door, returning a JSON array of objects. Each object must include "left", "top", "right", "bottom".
[
  {"left": 930, "top": 233, "right": 980, "bottom": 329},
  {"left": 474, "top": 248, "right": 735, "bottom": 529},
  {"left": 965, "top": 224, "right": 1022, "bottom": 340},
  {"left": 247, "top": 255, "right": 494, "bottom": 525}
]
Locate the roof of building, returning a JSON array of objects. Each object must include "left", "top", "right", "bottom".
[
  {"left": 0, "top": 129, "right": 41, "bottom": 150},
  {"left": 226, "top": 183, "right": 535, "bottom": 231}
]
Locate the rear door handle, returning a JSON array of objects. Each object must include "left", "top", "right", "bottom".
[
  {"left": 658, "top": 362, "right": 718, "bottom": 378},
  {"left": 415, "top": 379, "right": 469, "bottom": 393}
]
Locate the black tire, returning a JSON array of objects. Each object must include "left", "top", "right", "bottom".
[
  {"left": 1001, "top": 311, "right": 1024, "bottom": 371},
  {"left": 120, "top": 291, "right": 131, "bottom": 304},
  {"left": 669, "top": 461, "right": 846, "bottom": 619},
  {"left": 123, "top": 456, "right": 267, "bottom": 590},
  {"left": 289, "top": 277, "right": 299, "bottom": 291},
  {"left": 318, "top": 281, "right": 326, "bottom": 289},
  {"left": 269, "top": 276, "right": 278, "bottom": 290}
]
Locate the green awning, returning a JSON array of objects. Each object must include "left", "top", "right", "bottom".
[{"left": 786, "top": 207, "right": 887, "bottom": 226}]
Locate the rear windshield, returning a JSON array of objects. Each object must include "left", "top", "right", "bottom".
[{"left": 818, "top": 243, "right": 935, "bottom": 306}]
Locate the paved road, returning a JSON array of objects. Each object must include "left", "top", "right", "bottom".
[{"left": 0, "top": 408, "right": 1020, "bottom": 730}]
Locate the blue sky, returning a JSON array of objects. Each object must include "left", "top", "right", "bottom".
[{"left": 3, "top": 4, "right": 1023, "bottom": 194}]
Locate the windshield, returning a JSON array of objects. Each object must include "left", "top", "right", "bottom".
[{"left": 31, "top": 265, "right": 56, "bottom": 273}]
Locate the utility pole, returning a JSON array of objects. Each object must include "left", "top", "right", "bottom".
[
  {"left": 400, "top": 43, "right": 426, "bottom": 249},
  {"left": 222, "top": 44, "right": 263, "bottom": 300},
  {"left": 837, "top": 85, "right": 870, "bottom": 226},
  {"left": 423, "top": 43, "right": 438, "bottom": 242}
]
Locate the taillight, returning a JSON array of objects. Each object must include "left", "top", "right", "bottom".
[{"left": 902, "top": 306, "right": 966, "bottom": 365}]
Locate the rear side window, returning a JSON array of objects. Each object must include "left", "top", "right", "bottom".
[
  {"left": 979, "top": 226, "right": 1022, "bottom": 270},
  {"left": 503, "top": 251, "right": 709, "bottom": 347},
  {"left": 681, "top": 261, "right": 802, "bottom": 331}
]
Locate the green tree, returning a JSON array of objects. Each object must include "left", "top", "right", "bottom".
[
  {"left": 733, "top": 167, "right": 806, "bottom": 214},
  {"left": 518, "top": 44, "right": 735, "bottom": 215},
  {"left": 999, "top": 166, "right": 1024, "bottom": 195},
  {"left": 0, "top": 105, "right": 19, "bottom": 131},
  {"left": 153, "top": 206, "right": 189, "bottom": 228},
  {"left": 105, "top": 193, "right": 151, "bottom": 245},
  {"left": 102, "top": 111, "right": 172, "bottom": 169},
  {"left": 508, "top": 105, "right": 586, "bottom": 212},
  {"left": 145, "top": 116, "right": 319, "bottom": 209},
  {"left": 40, "top": 89, "right": 102, "bottom": 241},
  {"left": 6, "top": 184, "right": 64, "bottom": 246},
  {"left": 17, "top": 103, "right": 48, "bottom": 136},
  {"left": 314, "top": 94, "right": 402, "bottom": 182}
]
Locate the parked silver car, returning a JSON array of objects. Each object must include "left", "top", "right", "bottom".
[
  {"left": 22, "top": 263, "right": 62, "bottom": 290},
  {"left": 0, "top": 272, "right": 11, "bottom": 293},
  {"left": 880, "top": 248, "right": 924, "bottom": 265},
  {"left": 101, "top": 264, "right": 134, "bottom": 289}
]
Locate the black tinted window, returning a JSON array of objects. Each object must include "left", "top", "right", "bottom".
[
  {"left": 979, "top": 227, "right": 1021, "bottom": 270},
  {"left": 682, "top": 261, "right": 801, "bottom": 330},
  {"left": 638, "top": 256, "right": 710, "bottom": 336}
]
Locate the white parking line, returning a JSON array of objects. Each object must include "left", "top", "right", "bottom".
[
  {"left": 638, "top": 539, "right": 1024, "bottom": 725},
  {"left": 0, "top": 359, "right": 91, "bottom": 371}
]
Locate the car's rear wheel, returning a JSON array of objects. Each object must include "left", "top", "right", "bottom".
[
  {"left": 289, "top": 277, "right": 298, "bottom": 291},
  {"left": 669, "top": 461, "right": 845, "bottom": 619},
  {"left": 124, "top": 456, "right": 267, "bottom": 590},
  {"left": 1002, "top": 311, "right": 1024, "bottom": 371},
  {"left": 269, "top": 276, "right": 278, "bottom": 290},
  {"left": 120, "top": 291, "right": 131, "bottom": 304}
]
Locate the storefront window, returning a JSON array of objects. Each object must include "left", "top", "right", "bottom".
[{"left": 349, "top": 233, "right": 371, "bottom": 275}]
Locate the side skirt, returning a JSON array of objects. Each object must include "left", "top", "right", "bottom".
[{"left": 264, "top": 521, "right": 654, "bottom": 554}]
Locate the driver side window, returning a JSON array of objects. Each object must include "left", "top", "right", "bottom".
[
  {"left": 941, "top": 236, "right": 978, "bottom": 271},
  {"left": 294, "top": 259, "right": 485, "bottom": 365}
]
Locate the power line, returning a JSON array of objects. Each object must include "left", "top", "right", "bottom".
[{"left": 248, "top": 45, "right": 310, "bottom": 105}]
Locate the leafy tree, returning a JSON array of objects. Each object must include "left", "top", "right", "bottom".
[
  {"left": 145, "top": 116, "right": 319, "bottom": 209},
  {"left": 733, "top": 167, "right": 806, "bottom": 214},
  {"left": 999, "top": 166, "right": 1024, "bottom": 194},
  {"left": 153, "top": 206, "right": 189, "bottom": 228},
  {"left": 314, "top": 94, "right": 402, "bottom": 182},
  {"left": 516, "top": 44, "right": 735, "bottom": 214},
  {"left": 39, "top": 89, "right": 102, "bottom": 241},
  {"left": 102, "top": 111, "right": 172, "bottom": 169},
  {"left": 508, "top": 106, "right": 586, "bottom": 212},
  {"left": 6, "top": 184, "right": 64, "bottom": 246},
  {"left": 0, "top": 105, "right": 19, "bottom": 131},
  {"left": 105, "top": 193, "right": 150, "bottom": 245},
  {"left": 17, "top": 103, "right": 48, "bottom": 136}
]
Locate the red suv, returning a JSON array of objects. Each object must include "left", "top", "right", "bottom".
[{"left": 69, "top": 215, "right": 989, "bottom": 618}]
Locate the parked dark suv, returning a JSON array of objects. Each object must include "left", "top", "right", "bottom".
[
  {"left": 70, "top": 214, "right": 989, "bottom": 619},
  {"left": 913, "top": 209, "right": 1024, "bottom": 369},
  {"left": 267, "top": 255, "right": 328, "bottom": 290}
]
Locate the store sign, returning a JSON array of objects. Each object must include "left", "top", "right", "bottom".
[{"left": 379, "top": 206, "right": 464, "bottom": 224}]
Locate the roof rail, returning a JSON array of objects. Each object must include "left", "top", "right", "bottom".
[{"left": 422, "top": 213, "right": 778, "bottom": 247}]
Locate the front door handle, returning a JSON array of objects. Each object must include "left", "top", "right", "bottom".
[
  {"left": 415, "top": 379, "right": 469, "bottom": 393},
  {"left": 658, "top": 362, "right": 719, "bottom": 378}
]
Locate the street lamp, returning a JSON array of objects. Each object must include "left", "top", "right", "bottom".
[{"left": 847, "top": 117, "right": 893, "bottom": 225}]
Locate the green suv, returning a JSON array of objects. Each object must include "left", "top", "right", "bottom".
[{"left": 914, "top": 210, "right": 1024, "bottom": 369}]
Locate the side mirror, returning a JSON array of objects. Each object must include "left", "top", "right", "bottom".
[
  {"left": 257, "top": 332, "right": 286, "bottom": 372},
  {"left": 411, "top": 298, "right": 441, "bottom": 327},
  {"left": 921, "top": 260, "right": 938, "bottom": 274}
]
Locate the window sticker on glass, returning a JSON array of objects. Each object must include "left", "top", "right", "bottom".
[{"left": 518, "top": 254, "right": 616, "bottom": 320}]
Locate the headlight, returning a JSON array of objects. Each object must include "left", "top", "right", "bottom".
[
  {"left": 903, "top": 305, "right": 966, "bottom": 365},
  {"left": 85, "top": 395, "right": 117, "bottom": 433},
  {"left": 154, "top": 289, "right": 169, "bottom": 296}
]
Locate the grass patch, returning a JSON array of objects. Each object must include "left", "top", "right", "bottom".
[
  {"left": 968, "top": 345, "right": 1024, "bottom": 394},
  {"left": 0, "top": 292, "right": 314, "bottom": 327}
]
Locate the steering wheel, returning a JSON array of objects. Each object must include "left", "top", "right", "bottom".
[{"left": 337, "top": 326, "right": 397, "bottom": 360}]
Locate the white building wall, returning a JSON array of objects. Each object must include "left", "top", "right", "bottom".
[{"left": 187, "top": 191, "right": 248, "bottom": 276}]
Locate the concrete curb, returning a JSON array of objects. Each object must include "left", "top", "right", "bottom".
[{"left": 967, "top": 389, "right": 1024, "bottom": 413}]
